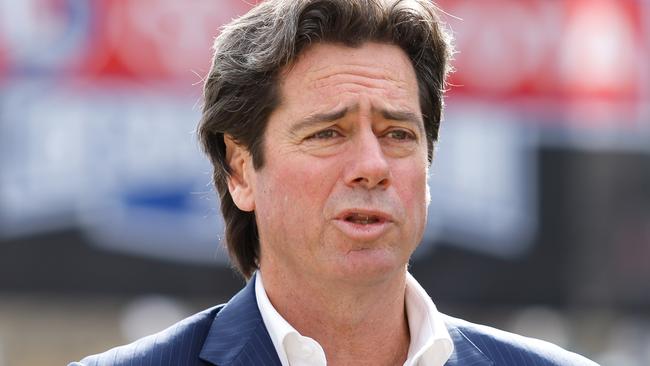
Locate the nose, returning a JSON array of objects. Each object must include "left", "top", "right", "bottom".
[{"left": 343, "top": 129, "right": 391, "bottom": 189}]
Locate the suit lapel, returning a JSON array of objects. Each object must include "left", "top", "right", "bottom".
[
  {"left": 444, "top": 326, "right": 494, "bottom": 366},
  {"left": 199, "top": 274, "right": 282, "bottom": 366}
]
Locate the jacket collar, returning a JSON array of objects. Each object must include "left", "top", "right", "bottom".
[
  {"left": 443, "top": 323, "right": 494, "bottom": 366},
  {"left": 199, "top": 274, "right": 282, "bottom": 366}
]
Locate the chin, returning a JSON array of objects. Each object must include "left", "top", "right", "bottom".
[{"left": 334, "top": 248, "right": 407, "bottom": 283}]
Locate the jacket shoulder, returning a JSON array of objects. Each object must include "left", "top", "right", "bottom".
[
  {"left": 444, "top": 314, "right": 599, "bottom": 366},
  {"left": 69, "top": 304, "right": 224, "bottom": 366}
]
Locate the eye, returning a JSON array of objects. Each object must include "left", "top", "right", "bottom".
[
  {"left": 386, "top": 129, "right": 416, "bottom": 141},
  {"left": 306, "top": 129, "right": 342, "bottom": 140}
]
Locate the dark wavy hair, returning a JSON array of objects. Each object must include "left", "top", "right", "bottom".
[{"left": 198, "top": 0, "right": 454, "bottom": 279}]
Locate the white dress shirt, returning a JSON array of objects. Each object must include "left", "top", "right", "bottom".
[{"left": 255, "top": 272, "right": 454, "bottom": 366}]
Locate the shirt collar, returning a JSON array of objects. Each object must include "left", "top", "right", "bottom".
[
  {"left": 255, "top": 271, "right": 454, "bottom": 366},
  {"left": 404, "top": 272, "right": 454, "bottom": 366},
  {"left": 255, "top": 272, "right": 327, "bottom": 365}
]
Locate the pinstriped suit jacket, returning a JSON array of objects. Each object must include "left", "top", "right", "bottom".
[{"left": 70, "top": 277, "right": 598, "bottom": 366}]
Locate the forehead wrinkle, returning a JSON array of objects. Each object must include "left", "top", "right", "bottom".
[
  {"left": 307, "top": 65, "right": 410, "bottom": 95},
  {"left": 277, "top": 43, "right": 423, "bottom": 139},
  {"left": 313, "top": 77, "right": 410, "bottom": 100},
  {"left": 307, "top": 78, "right": 411, "bottom": 111},
  {"left": 307, "top": 62, "right": 408, "bottom": 83}
]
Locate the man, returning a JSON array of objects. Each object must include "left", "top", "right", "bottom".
[{"left": 72, "top": 0, "right": 598, "bottom": 365}]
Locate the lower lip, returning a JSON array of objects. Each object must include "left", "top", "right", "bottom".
[{"left": 332, "top": 219, "right": 392, "bottom": 241}]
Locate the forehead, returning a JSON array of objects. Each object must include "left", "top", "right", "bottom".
[{"left": 277, "top": 42, "right": 420, "bottom": 114}]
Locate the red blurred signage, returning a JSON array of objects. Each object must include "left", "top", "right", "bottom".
[
  {"left": 0, "top": 0, "right": 646, "bottom": 100},
  {"left": 81, "top": 0, "right": 252, "bottom": 81},
  {"left": 438, "top": 0, "right": 646, "bottom": 102},
  {"left": 0, "top": 0, "right": 252, "bottom": 82}
]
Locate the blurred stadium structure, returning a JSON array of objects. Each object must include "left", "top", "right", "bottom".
[{"left": 0, "top": 0, "right": 648, "bottom": 365}]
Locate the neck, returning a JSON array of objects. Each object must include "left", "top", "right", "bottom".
[{"left": 259, "top": 265, "right": 411, "bottom": 366}]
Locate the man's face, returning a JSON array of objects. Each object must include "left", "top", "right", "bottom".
[{"left": 231, "top": 42, "right": 429, "bottom": 284}]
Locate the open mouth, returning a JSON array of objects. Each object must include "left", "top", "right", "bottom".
[
  {"left": 334, "top": 210, "right": 393, "bottom": 240},
  {"left": 344, "top": 213, "right": 383, "bottom": 225}
]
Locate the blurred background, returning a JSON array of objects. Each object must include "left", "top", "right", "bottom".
[{"left": 0, "top": 0, "right": 648, "bottom": 365}]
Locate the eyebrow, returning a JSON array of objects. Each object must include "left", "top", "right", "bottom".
[
  {"left": 380, "top": 109, "right": 424, "bottom": 132},
  {"left": 289, "top": 106, "right": 349, "bottom": 135},
  {"left": 290, "top": 105, "right": 424, "bottom": 135}
]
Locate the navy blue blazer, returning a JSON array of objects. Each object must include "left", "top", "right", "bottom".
[{"left": 71, "top": 277, "right": 598, "bottom": 366}]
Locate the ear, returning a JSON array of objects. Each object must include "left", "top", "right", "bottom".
[{"left": 224, "top": 134, "right": 255, "bottom": 212}]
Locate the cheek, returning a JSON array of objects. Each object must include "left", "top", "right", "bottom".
[
  {"left": 402, "top": 185, "right": 428, "bottom": 222},
  {"left": 395, "top": 165, "right": 429, "bottom": 220},
  {"left": 398, "top": 162, "right": 428, "bottom": 197},
  {"left": 257, "top": 162, "right": 331, "bottom": 218},
  {"left": 283, "top": 165, "right": 323, "bottom": 198}
]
